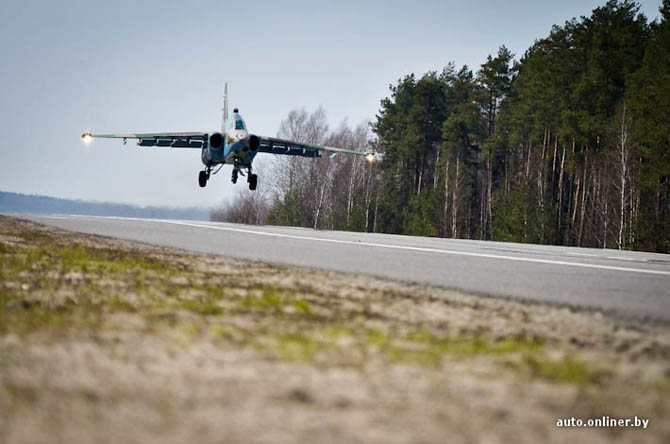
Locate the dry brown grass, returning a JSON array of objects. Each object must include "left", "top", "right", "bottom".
[{"left": 1, "top": 215, "right": 669, "bottom": 443}]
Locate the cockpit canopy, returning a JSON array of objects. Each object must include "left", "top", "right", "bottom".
[{"left": 227, "top": 115, "right": 246, "bottom": 131}]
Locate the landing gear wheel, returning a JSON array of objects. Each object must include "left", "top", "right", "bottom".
[
  {"left": 248, "top": 174, "right": 258, "bottom": 191},
  {"left": 198, "top": 170, "right": 208, "bottom": 188},
  {"left": 232, "top": 169, "right": 238, "bottom": 184}
]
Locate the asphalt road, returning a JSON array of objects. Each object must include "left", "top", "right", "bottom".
[{"left": 16, "top": 214, "right": 670, "bottom": 321}]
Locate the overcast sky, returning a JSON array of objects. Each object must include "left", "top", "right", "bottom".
[{"left": 0, "top": 0, "right": 662, "bottom": 208}]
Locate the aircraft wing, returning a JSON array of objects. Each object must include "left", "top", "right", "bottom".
[
  {"left": 81, "top": 132, "right": 208, "bottom": 148},
  {"left": 257, "top": 136, "right": 375, "bottom": 161}
]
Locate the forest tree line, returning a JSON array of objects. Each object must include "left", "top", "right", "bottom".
[{"left": 212, "top": 0, "right": 670, "bottom": 253}]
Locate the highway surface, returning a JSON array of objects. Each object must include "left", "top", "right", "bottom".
[{"left": 16, "top": 214, "right": 670, "bottom": 321}]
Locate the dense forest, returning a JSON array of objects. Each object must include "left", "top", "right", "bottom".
[{"left": 212, "top": 0, "right": 670, "bottom": 253}]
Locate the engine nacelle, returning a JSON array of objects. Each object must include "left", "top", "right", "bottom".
[
  {"left": 209, "top": 132, "right": 223, "bottom": 149},
  {"left": 249, "top": 135, "right": 259, "bottom": 151}
]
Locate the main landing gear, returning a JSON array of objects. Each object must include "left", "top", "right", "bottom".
[
  {"left": 232, "top": 166, "right": 258, "bottom": 191},
  {"left": 248, "top": 173, "right": 258, "bottom": 191},
  {"left": 198, "top": 167, "right": 211, "bottom": 188},
  {"left": 198, "top": 165, "right": 257, "bottom": 191}
]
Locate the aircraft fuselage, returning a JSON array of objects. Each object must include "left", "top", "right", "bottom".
[{"left": 201, "top": 109, "right": 258, "bottom": 169}]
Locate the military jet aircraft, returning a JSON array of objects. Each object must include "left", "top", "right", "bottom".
[{"left": 81, "top": 84, "right": 376, "bottom": 190}]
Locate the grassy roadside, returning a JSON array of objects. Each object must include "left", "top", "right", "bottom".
[
  {"left": 1, "top": 215, "right": 669, "bottom": 443},
  {"left": 0, "top": 216, "right": 600, "bottom": 379}
]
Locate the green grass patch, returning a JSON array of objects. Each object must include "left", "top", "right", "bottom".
[
  {"left": 654, "top": 375, "right": 670, "bottom": 392},
  {"left": 239, "top": 289, "right": 316, "bottom": 316},
  {"left": 406, "top": 331, "right": 543, "bottom": 355},
  {"left": 0, "top": 241, "right": 16, "bottom": 254},
  {"left": 0, "top": 299, "right": 101, "bottom": 335},
  {"left": 291, "top": 299, "right": 315, "bottom": 315},
  {"left": 149, "top": 295, "right": 224, "bottom": 316},
  {"left": 386, "top": 331, "right": 544, "bottom": 366},
  {"left": 209, "top": 323, "right": 232, "bottom": 339},
  {"left": 0, "top": 225, "right": 209, "bottom": 334},
  {"left": 177, "top": 298, "right": 223, "bottom": 315},
  {"left": 274, "top": 332, "right": 321, "bottom": 361},
  {"left": 179, "top": 323, "right": 200, "bottom": 342},
  {"left": 253, "top": 326, "right": 545, "bottom": 368},
  {"left": 522, "top": 354, "right": 604, "bottom": 385},
  {"left": 240, "top": 291, "right": 285, "bottom": 310},
  {"left": 107, "top": 296, "right": 137, "bottom": 312},
  {"left": 365, "top": 328, "right": 389, "bottom": 347}
]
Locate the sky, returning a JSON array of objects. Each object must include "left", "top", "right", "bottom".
[{"left": 0, "top": 0, "right": 663, "bottom": 209}]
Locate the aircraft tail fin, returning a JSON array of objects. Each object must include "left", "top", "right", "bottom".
[{"left": 222, "top": 82, "right": 229, "bottom": 132}]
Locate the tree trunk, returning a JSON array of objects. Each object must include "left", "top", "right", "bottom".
[
  {"left": 552, "top": 133, "right": 558, "bottom": 182},
  {"left": 479, "top": 180, "right": 485, "bottom": 240},
  {"left": 443, "top": 157, "right": 450, "bottom": 236},
  {"left": 452, "top": 155, "right": 460, "bottom": 238},
  {"left": 538, "top": 128, "right": 548, "bottom": 242},
  {"left": 557, "top": 140, "right": 566, "bottom": 240},
  {"left": 346, "top": 157, "right": 359, "bottom": 230},
  {"left": 603, "top": 197, "right": 609, "bottom": 248},
  {"left": 313, "top": 160, "right": 332, "bottom": 229},
  {"left": 487, "top": 153, "right": 493, "bottom": 239},
  {"left": 364, "top": 163, "right": 372, "bottom": 232},
  {"left": 417, "top": 163, "right": 423, "bottom": 195},
  {"left": 504, "top": 144, "right": 509, "bottom": 197},
  {"left": 372, "top": 188, "right": 379, "bottom": 233},
  {"left": 525, "top": 139, "right": 531, "bottom": 178},
  {"left": 572, "top": 177, "right": 581, "bottom": 227},
  {"left": 578, "top": 153, "right": 588, "bottom": 247},
  {"left": 617, "top": 101, "right": 628, "bottom": 250},
  {"left": 434, "top": 145, "right": 441, "bottom": 190}
]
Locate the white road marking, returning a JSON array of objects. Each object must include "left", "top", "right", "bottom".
[
  {"left": 144, "top": 219, "right": 670, "bottom": 277},
  {"left": 38, "top": 215, "right": 670, "bottom": 277}
]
